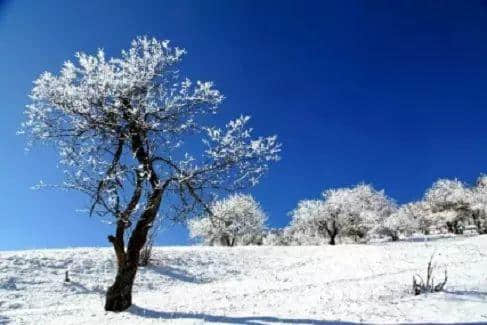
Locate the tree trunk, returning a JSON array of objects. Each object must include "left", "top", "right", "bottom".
[
  {"left": 104, "top": 187, "right": 165, "bottom": 312},
  {"left": 324, "top": 220, "right": 338, "bottom": 246},
  {"left": 329, "top": 235, "right": 336, "bottom": 245},
  {"left": 105, "top": 261, "right": 137, "bottom": 311},
  {"left": 446, "top": 221, "right": 454, "bottom": 233},
  {"left": 391, "top": 232, "right": 399, "bottom": 241}
]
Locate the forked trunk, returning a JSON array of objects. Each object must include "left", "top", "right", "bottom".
[{"left": 104, "top": 187, "right": 164, "bottom": 312}]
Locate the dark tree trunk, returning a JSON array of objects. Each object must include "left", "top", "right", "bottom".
[
  {"left": 329, "top": 234, "right": 336, "bottom": 245},
  {"left": 105, "top": 261, "right": 137, "bottom": 311},
  {"left": 220, "top": 234, "right": 235, "bottom": 247},
  {"left": 321, "top": 220, "right": 338, "bottom": 246},
  {"left": 104, "top": 186, "right": 165, "bottom": 312},
  {"left": 221, "top": 235, "right": 229, "bottom": 246},
  {"left": 454, "top": 221, "right": 463, "bottom": 235},
  {"left": 446, "top": 221, "right": 454, "bottom": 233}
]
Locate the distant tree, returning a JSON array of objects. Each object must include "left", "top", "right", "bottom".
[
  {"left": 287, "top": 184, "right": 395, "bottom": 245},
  {"left": 21, "top": 37, "right": 280, "bottom": 311},
  {"left": 425, "top": 179, "right": 473, "bottom": 234},
  {"left": 404, "top": 201, "right": 434, "bottom": 235},
  {"left": 262, "top": 228, "right": 290, "bottom": 246},
  {"left": 326, "top": 184, "right": 396, "bottom": 242},
  {"left": 188, "top": 194, "right": 267, "bottom": 246},
  {"left": 287, "top": 199, "right": 331, "bottom": 244},
  {"left": 425, "top": 179, "right": 472, "bottom": 212},
  {"left": 471, "top": 175, "right": 487, "bottom": 233},
  {"left": 378, "top": 203, "right": 419, "bottom": 241}
]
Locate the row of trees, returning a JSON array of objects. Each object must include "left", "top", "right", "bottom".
[{"left": 189, "top": 175, "right": 487, "bottom": 246}]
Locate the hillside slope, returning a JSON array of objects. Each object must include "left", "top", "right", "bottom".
[{"left": 1, "top": 236, "right": 487, "bottom": 324}]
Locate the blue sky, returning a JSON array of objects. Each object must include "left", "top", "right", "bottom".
[{"left": 1, "top": 0, "right": 487, "bottom": 250}]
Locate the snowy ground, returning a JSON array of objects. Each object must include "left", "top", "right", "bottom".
[{"left": 1, "top": 236, "right": 487, "bottom": 324}]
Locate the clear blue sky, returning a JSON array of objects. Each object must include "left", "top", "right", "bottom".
[{"left": 1, "top": 0, "right": 487, "bottom": 250}]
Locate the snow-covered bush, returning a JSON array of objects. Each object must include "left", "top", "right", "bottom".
[
  {"left": 412, "top": 254, "right": 448, "bottom": 295},
  {"left": 188, "top": 194, "right": 267, "bottom": 246}
]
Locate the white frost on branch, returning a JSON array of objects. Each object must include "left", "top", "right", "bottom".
[{"left": 20, "top": 36, "right": 281, "bottom": 221}]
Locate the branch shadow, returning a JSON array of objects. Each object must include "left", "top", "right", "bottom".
[
  {"left": 63, "top": 280, "right": 104, "bottom": 295},
  {"left": 145, "top": 264, "right": 210, "bottom": 284},
  {"left": 0, "top": 315, "right": 10, "bottom": 325},
  {"left": 444, "top": 290, "right": 487, "bottom": 297},
  {"left": 379, "top": 235, "right": 458, "bottom": 244}
]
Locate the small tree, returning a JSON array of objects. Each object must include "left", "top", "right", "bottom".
[
  {"left": 21, "top": 37, "right": 280, "bottom": 311},
  {"left": 471, "top": 175, "right": 487, "bottom": 234},
  {"left": 262, "top": 228, "right": 290, "bottom": 246},
  {"left": 326, "top": 184, "right": 396, "bottom": 242},
  {"left": 188, "top": 194, "right": 267, "bottom": 246},
  {"left": 425, "top": 179, "right": 473, "bottom": 234},
  {"left": 287, "top": 184, "right": 395, "bottom": 245},
  {"left": 288, "top": 200, "right": 331, "bottom": 244},
  {"left": 403, "top": 201, "right": 434, "bottom": 235},
  {"left": 378, "top": 203, "right": 419, "bottom": 241}
]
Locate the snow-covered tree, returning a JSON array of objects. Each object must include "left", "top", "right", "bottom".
[
  {"left": 378, "top": 203, "right": 419, "bottom": 241},
  {"left": 425, "top": 179, "right": 473, "bottom": 233},
  {"left": 188, "top": 194, "right": 267, "bottom": 246},
  {"left": 21, "top": 37, "right": 280, "bottom": 311},
  {"left": 324, "top": 184, "right": 396, "bottom": 242},
  {"left": 287, "top": 200, "right": 330, "bottom": 245},
  {"left": 262, "top": 228, "right": 290, "bottom": 246},
  {"left": 402, "top": 201, "right": 433, "bottom": 234},
  {"left": 287, "top": 184, "right": 395, "bottom": 245},
  {"left": 425, "top": 179, "right": 472, "bottom": 212},
  {"left": 471, "top": 175, "right": 487, "bottom": 233}
]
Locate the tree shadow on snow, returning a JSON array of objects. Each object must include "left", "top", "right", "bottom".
[
  {"left": 0, "top": 315, "right": 10, "bottom": 325},
  {"left": 128, "top": 305, "right": 362, "bottom": 324},
  {"left": 129, "top": 305, "right": 487, "bottom": 325},
  {"left": 144, "top": 264, "right": 211, "bottom": 284},
  {"left": 63, "top": 280, "right": 104, "bottom": 295},
  {"left": 442, "top": 289, "right": 487, "bottom": 302}
]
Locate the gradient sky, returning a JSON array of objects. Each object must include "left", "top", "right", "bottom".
[{"left": 1, "top": 0, "right": 487, "bottom": 250}]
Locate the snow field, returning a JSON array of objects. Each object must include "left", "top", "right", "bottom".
[{"left": 1, "top": 236, "right": 487, "bottom": 324}]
